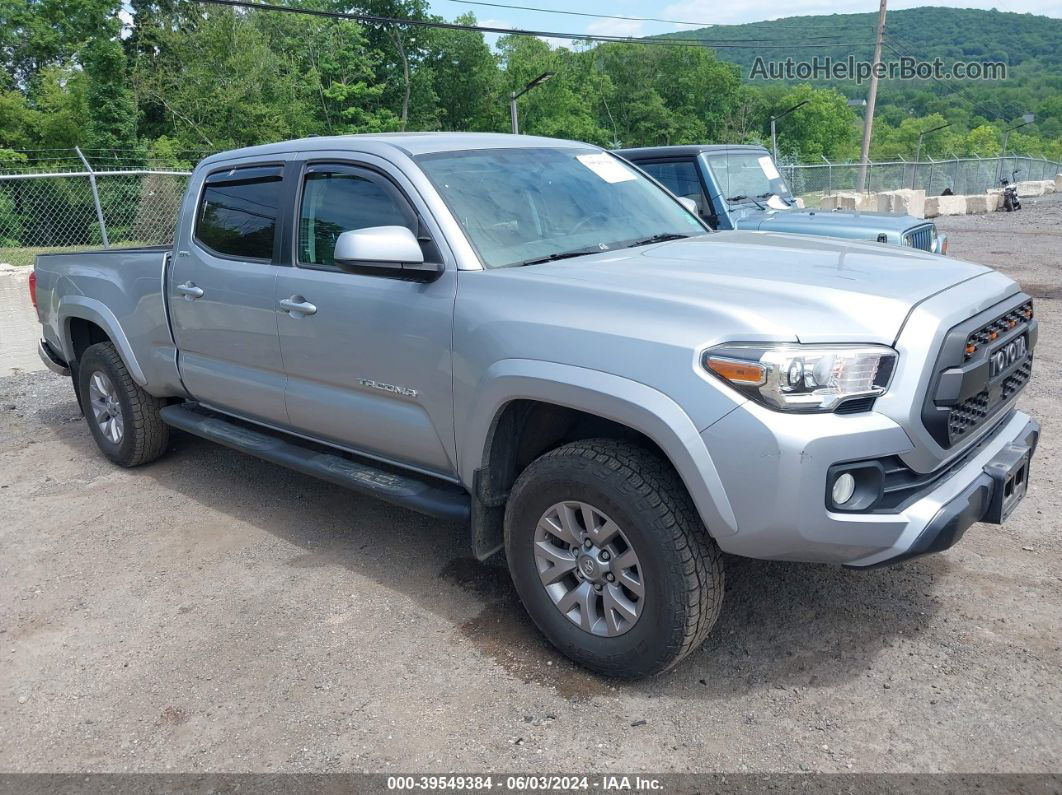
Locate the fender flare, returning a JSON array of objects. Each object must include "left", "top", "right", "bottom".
[
  {"left": 58, "top": 296, "right": 149, "bottom": 386},
  {"left": 458, "top": 359, "right": 739, "bottom": 537}
]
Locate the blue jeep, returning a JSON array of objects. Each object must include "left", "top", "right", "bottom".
[{"left": 617, "top": 144, "right": 947, "bottom": 255}]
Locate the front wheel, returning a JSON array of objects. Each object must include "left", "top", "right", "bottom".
[
  {"left": 505, "top": 440, "right": 724, "bottom": 678},
  {"left": 78, "top": 342, "right": 170, "bottom": 467}
]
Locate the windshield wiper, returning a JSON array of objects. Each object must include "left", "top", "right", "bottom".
[
  {"left": 757, "top": 192, "right": 795, "bottom": 207},
  {"left": 624, "top": 233, "right": 691, "bottom": 248},
  {"left": 728, "top": 193, "right": 766, "bottom": 210},
  {"left": 515, "top": 247, "right": 602, "bottom": 267}
]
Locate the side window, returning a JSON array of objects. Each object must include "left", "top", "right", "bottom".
[
  {"left": 195, "top": 165, "right": 283, "bottom": 260},
  {"left": 641, "top": 160, "right": 706, "bottom": 215},
  {"left": 298, "top": 165, "right": 415, "bottom": 268}
]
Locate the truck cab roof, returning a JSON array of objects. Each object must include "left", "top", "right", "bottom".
[
  {"left": 615, "top": 144, "right": 770, "bottom": 160},
  {"left": 197, "top": 132, "right": 591, "bottom": 169}
]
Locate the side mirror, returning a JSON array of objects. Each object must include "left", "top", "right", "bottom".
[
  {"left": 676, "top": 196, "right": 698, "bottom": 215},
  {"left": 333, "top": 226, "right": 442, "bottom": 282}
]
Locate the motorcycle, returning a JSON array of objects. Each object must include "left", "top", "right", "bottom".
[{"left": 1000, "top": 169, "right": 1022, "bottom": 212}]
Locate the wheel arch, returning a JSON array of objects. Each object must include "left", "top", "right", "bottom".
[
  {"left": 460, "top": 360, "right": 738, "bottom": 553},
  {"left": 58, "top": 296, "right": 148, "bottom": 386}
]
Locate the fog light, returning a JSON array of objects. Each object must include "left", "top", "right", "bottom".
[{"left": 832, "top": 472, "right": 856, "bottom": 506}]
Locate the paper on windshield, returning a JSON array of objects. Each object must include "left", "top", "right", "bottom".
[
  {"left": 757, "top": 155, "right": 781, "bottom": 181},
  {"left": 577, "top": 153, "right": 638, "bottom": 183},
  {"left": 766, "top": 194, "right": 789, "bottom": 210}
]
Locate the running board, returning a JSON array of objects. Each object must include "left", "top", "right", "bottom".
[{"left": 159, "top": 404, "right": 470, "bottom": 522}]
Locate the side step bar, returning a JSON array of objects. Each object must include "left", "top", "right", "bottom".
[{"left": 159, "top": 404, "right": 470, "bottom": 522}]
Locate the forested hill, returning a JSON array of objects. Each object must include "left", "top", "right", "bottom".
[
  {"left": 662, "top": 7, "right": 1062, "bottom": 71},
  {"left": 659, "top": 6, "right": 1062, "bottom": 136},
  {"left": 1, "top": 0, "right": 1060, "bottom": 167}
]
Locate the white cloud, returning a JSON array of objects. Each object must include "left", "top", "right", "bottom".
[{"left": 584, "top": 17, "right": 646, "bottom": 38}]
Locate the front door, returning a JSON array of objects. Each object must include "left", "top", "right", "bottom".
[
  {"left": 169, "top": 163, "right": 290, "bottom": 425},
  {"left": 638, "top": 159, "right": 718, "bottom": 229},
  {"left": 274, "top": 160, "right": 458, "bottom": 477}
]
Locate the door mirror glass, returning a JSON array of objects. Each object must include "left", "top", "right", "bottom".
[{"left": 334, "top": 225, "right": 425, "bottom": 265}]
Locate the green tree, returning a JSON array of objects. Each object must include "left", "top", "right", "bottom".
[
  {"left": 498, "top": 35, "right": 607, "bottom": 144},
  {"left": 83, "top": 33, "right": 139, "bottom": 152},
  {"left": 770, "top": 85, "right": 860, "bottom": 162},
  {"left": 965, "top": 124, "right": 1001, "bottom": 157},
  {"left": 425, "top": 14, "right": 501, "bottom": 132}
]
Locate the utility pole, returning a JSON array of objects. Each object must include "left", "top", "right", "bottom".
[{"left": 856, "top": 0, "right": 887, "bottom": 193}]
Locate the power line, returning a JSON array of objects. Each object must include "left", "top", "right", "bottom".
[
  {"left": 445, "top": 0, "right": 863, "bottom": 35},
  {"left": 441, "top": 0, "right": 845, "bottom": 39},
  {"left": 190, "top": 0, "right": 863, "bottom": 49}
]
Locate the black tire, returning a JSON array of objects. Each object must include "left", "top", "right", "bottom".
[
  {"left": 78, "top": 342, "right": 169, "bottom": 467},
  {"left": 1003, "top": 193, "right": 1015, "bottom": 212},
  {"left": 504, "top": 439, "right": 723, "bottom": 678}
]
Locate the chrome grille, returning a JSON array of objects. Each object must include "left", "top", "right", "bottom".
[{"left": 904, "top": 225, "right": 933, "bottom": 251}]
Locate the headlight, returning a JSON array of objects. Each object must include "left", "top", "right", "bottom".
[{"left": 703, "top": 343, "right": 897, "bottom": 412}]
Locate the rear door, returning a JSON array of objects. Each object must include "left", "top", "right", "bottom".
[
  {"left": 273, "top": 156, "right": 458, "bottom": 477},
  {"left": 169, "top": 162, "right": 290, "bottom": 425}
]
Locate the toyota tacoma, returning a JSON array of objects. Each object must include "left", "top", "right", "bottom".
[{"left": 30, "top": 133, "right": 1037, "bottom": 678}]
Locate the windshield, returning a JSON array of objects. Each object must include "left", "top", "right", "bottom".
[
  {"left": 416, "top": 147, "right": 706, "bottom": 269},
  {"left": 703, "top": 152, "right": 794, "bottom": 209}
]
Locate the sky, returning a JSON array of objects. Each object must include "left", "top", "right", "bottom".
[{"left": 426, "top": 0, "right": 1062, "bottom": 44}]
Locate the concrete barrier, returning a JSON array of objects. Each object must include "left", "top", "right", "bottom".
[
  {"left": 964, "top": 194, "right": 993, "bottom": 214},
  {"left": 1015, "top": 180, "right": 1047, "bottom": 197},
  {"left": 987, "top": 189, "right": 1004, "bottom": 211},
  {"left": 876, "top": 189, "right": 926, "bottom": 218},
  {"left": 1055, "top": 174, "right": 1062, "bottom": 192},
  {"left": 924, "top": 195, "right": 967, "bottom": 218},
  {"left": 820, "top": 191, "right": 880, "bottom": 212},
  {"left": 820, "top": 192, "right": 860, "bottom": 211}
]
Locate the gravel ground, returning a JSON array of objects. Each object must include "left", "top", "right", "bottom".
[{"left": 1, "top": 197, "right": 1060, "bottom": 774}]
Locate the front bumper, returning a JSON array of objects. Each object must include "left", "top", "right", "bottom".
[
  {"left": 846, "top": 418, "right": 1038, "bottom": 568},
  {"left": 701, "top": 404, "right": 1038, "bottom": 567},
  {"left": 38, "top": 338, "right": 70, "bottom": 377}
]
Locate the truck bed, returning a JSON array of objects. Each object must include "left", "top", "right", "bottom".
[{"left": 34, "top": 246, "right": 186, "bottom": 397}]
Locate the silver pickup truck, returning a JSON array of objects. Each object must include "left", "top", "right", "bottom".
[{"left": 30, "top": 133, "right": 1039, "bottom": 678}]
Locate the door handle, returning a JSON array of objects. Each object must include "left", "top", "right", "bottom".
[
  {"left": 279, "top": 296, "right": 317, "bottom": 316},
  {"left": 176, "top": 281, "right": 204, "bottom": 299}
]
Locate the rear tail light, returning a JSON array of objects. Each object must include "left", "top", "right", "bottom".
[{"left": 28, "top": 270, "right": 38, "bottom": 314}]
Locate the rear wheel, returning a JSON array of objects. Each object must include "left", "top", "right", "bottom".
[
  {"left": 505, "top": 439, "right": 723, "bottom": 678},
  {"left": 78, "top": 342, "right": 169, "bottom": 467}
]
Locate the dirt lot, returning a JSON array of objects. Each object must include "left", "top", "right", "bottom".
[{"left": 1, "top": 197, "right": 1060, "bottom": 774}]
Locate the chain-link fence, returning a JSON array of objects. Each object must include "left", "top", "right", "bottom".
[
  {"left": 1, "top": 150, "right": 1060, "bottom": 267},
  {"left": 0, "top": 167, "right": 191, "bottom": 267},
  {"left": 781, "top": 155, "right": 1061, "bottom": 202}
]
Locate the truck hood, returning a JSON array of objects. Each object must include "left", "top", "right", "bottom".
[
  {"left": 732, "top": 206, "right": 923, "bottom": 237},
  {"left": 513, "top": 230, "right": 1002, "bottom": 344}
]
